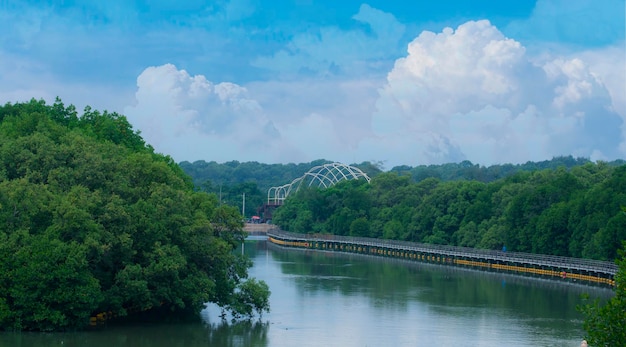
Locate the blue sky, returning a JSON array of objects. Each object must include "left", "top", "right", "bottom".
[{"left": 1, "top": 0, "right": 625, "bottom": 168}]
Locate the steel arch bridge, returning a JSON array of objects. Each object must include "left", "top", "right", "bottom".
[{"left": 267, "top": 162, "right": 371, "bottom": 205}]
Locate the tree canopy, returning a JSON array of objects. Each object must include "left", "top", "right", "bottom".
[
  {"left": 180, "top": 156, "right": 624, "bottom": 222},
  {"left": 390, "top": 157, "right": 624, "bottom": 183},
  {"left": 273, "top": 164, "right": 626, "bottom": 261},
  {"left": 0, "top": 98, "right": 269, "bottom": 331},
  {"left": 579, "top": 239, "right": 626, "bottom": 345}
]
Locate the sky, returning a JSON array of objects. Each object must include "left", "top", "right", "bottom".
[{"left": 1, "top": 0, "right": 625, "bottom": 169}]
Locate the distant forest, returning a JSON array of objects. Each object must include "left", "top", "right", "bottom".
[
  {"left": 390, "top": 157, "right": 625, "bottom": 182},
  {"left": 179, "top": 156, "right": 624, "bottom": 217},
  {"left": 180, "top": 156, "right": 625, "bottom": 193},
  {"left": 179, "top": 159, "right": 384, "bottom": 193},
  {"left": 182, "top": 157, "right": 626, "bottom": 261},
  {"left": 179, "top": 159, "right": 382, "bottom": 217}
]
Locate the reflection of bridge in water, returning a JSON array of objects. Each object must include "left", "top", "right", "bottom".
[{"left": 267, "top": 229, "right": 618, "bottom": 287}]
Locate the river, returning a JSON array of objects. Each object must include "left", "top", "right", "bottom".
[{"left": 0, "top": 238, "right": 614, "bottom": 347}]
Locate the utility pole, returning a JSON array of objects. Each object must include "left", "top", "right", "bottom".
[
  {"left": 242, "top": 192, "right": 246, "bottom": 218},
  {"left": 241, "top": 193, "right": 246, "bottom": 255}
]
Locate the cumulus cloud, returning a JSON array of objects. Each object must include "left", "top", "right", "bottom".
[
  {"left": 122, "top": 21, "right": 624, "bottom": 168},
  {"left": 577, "top": 45, "right": 626, "bottom": 137},
  {"left": 124, "top": 64, "right": 283, "bottom": 162},
  {"left": 370, "top": 20, "right": 623, "bottom": 165},
  {"left": 123, "top": 63, "right": 383, "bottom": 164}
]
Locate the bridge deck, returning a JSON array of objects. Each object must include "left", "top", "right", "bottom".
[{"left": 267, "top": 229, "right": 618, "bottom": 286}]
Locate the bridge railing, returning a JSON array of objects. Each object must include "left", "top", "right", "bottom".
[{"left": 267, "top": 229, "right": 619, "bottom": 275}]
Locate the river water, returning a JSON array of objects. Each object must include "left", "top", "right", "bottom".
[{"left": 1, "top": 239, "right": 614, "bottom": 347}]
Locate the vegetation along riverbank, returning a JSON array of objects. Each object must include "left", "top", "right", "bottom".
[{"left": 0, "top": 99, "right": 269, "bottom": 331}]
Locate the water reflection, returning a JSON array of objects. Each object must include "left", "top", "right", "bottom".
[
  {"left": 0, "top": 317, "right": 270, "bottom": 347},
  {"left": 0, "top": 239, "right": 613, "bottom": 347},
  {"left": 265, "top": 240, "right": 613, "bottom": 345},
  {"left": 204, "top": 319, "right": 269, "bottom": 347}
]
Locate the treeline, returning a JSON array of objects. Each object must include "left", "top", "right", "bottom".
[
  {"left": 180, "top": 160, "right": 383, "bottom": 193},
  {"left": 180, "top": 156, "right": 625, "bottom": 214},
  {"left": 180, "top": 159, "right": 383, "bottom": 217},
  {"left": 272, "top": 163, "right": 626, "bottom": 261},
  {"left": 390, "top": 157, "right": 625, "bottom": 183},
  {"left": 0, "top": 99, "right": 269, "bottom": 331},
  {"left": 180, "top": 159, "right": 333, "bottom": 194}
]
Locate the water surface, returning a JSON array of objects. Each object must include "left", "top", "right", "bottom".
[{"left": 1, "top": 239, "right": 613, "bottom": 347}]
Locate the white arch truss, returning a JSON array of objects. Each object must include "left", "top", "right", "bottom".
[{"left": 267, "top": 163, "right": 371, "bottom": 205}]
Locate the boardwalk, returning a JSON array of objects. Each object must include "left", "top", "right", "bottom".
[{"left": 267, "top": 229, "right": 618, "bottom": 287}]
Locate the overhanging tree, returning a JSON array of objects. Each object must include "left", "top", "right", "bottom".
[
  {"left": 579, "top": 242, "right": 626, "bottom": 346},
  {"left": 0, "top": 99, "right": 269, "bottom": 331}
]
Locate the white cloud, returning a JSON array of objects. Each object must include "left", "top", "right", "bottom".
[
  {"left": 369, "top": 20, "right": 623, "bottom": 166},
  {"left": 247, "top": 77, "right": 381, "bottom": 145},
  {"left": 123, "top": 63, "right": 388, "bottom": 165},
  {"left": 121, "top": 20, "right": 624, "bottom": 168},
  {"left": 576, "top": 45, "right": 626, "bottom": 153},
  {"left": 578, "top": 46, "right": 626, "bottom": 118},
  {"left": 4, "top": 0, "right": 622, "bottom": 169},
  {"left": 123, "top": 64, "right": 285, "bottom": 162}
]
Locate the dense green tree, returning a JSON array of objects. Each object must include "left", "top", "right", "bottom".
[
  {"left": 272, "top": 155, "right": 625, "bottom": 262},
  {"left": 579, "top": 240, "right": 626, "bottom": 346},
  {"left": 350, "top": 217, "right": 370, "bottom": 237},
  {"left": 0, "top": 99, "right": 269, "bottom": 331},
  {"left": 389, "top": 156, "right": 622, "bottom": 183},
  {"left": 381, "top": 220, "right": 402, "bottom": 240},
  {"left": 533, "top": 202, "right": 571, "bottom": 256},
  {"left": 180, "top": 159, "right": 384, "bottom": 197},
  {"left": 476, "top": 217, "right": 506, "bottom": 250},
  {"left": 229, "top": 278, "right": 271, "bottom": 319}
]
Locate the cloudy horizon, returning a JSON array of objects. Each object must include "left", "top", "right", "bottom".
[{"left": 1, "top": 0, "right": 624, "bottom": 169}]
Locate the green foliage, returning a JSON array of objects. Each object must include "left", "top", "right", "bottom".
[
  {"left": 350, "top": 217, "right": 370, "bottom": 237},
  {"left": 273, "top": 163, "right": 626, "bottom": 262},
  {"left": 0, "top": 232, "right": 102, "bottom": 331},
  {"left": 204, "top": 182, "right": 265, "bottom": 219},
  {"left": 180, "top": 159, "right": 383, "bottom": 196},
  {"left": 229, "top": 278, "right": 271, "bottom": 319},
  {"left": 391, "top": 156, "right": 624, "bottom": 183},
  {"left": 181, "top": 160, "right": 331, "bottom": 196},
  {"left": 579, "top": 239, "right": 626, "bottom": 346},
  {"left": 0, "top": 99, "right": 269, "bottom": 331},
  {"left": 180, "top": 159, "right": 383, "bottom": 220}
]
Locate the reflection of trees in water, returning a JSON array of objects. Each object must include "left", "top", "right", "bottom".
[
  {"left": 0, "top": 319, "right": 269, "bottom": 347},
  {"left": 267, "top": 242, "right": 613, "bottom": 323},
  {"left": 205, "top": 320, "right": 269, "bottom": 347},
  {"left": 269, "top": 242, "right": 440, "bottom": 311}
]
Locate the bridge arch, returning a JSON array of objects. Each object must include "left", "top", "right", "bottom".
[{"left": 267, "top": 163, "right": 370, "bottom": 205}]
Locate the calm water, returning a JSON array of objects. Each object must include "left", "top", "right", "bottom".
[{"left": 0, "top": 239, "right": 614, "bottom": 347}]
